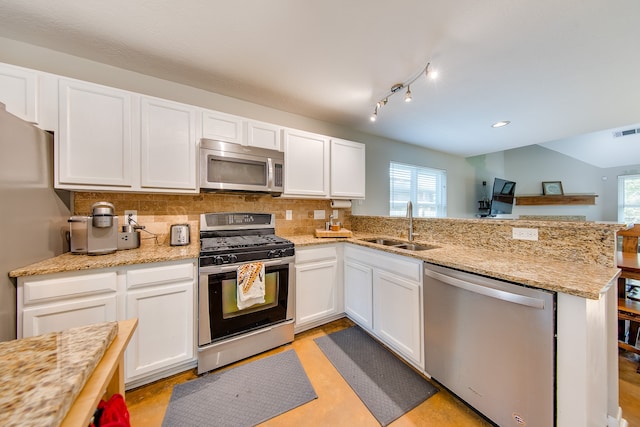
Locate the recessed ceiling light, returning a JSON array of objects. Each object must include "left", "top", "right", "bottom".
[{"left": 492, "top": 121, "right": 511, "bottom": 128}]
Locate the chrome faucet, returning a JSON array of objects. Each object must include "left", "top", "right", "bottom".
[{"left": 407, "top": 200, "right": 414, "bottom": 241}]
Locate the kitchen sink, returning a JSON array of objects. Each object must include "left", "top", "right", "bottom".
[
  {"left": 360, "top": 238, "right": 439, "bottom": 251},
  {"left": 362, "top": 238, "right": 406, "bottom": 246},
  {"left": 394, "top": 243, "right": 439, "bottom": 251}
]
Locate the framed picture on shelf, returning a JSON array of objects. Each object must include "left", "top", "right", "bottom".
[{"left": 542, "top": 181, "right": 564, "bottom": 195}]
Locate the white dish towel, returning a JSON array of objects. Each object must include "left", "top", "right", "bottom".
[{"left": 237, "top": 262, "right": 266, "bottom": 310}]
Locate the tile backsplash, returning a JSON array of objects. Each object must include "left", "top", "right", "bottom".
[{"left": 74, "top": 192, "right": 352, "bottom": 247}]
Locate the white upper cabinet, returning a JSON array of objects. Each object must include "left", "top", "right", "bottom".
[
  {"left": 0, "top": 62, "right": 38, "bottom": 124},
  {"left": 140, "top": 97, "right": 197, "bottom": 190},
  {"left": 201, "top": 109, "right": 243, "bottom": 144},
  {"left": 58, "top": 78, "right": 133, "bottom": 188},
  {"left": 201, "top": 110, "right": 282, "bottom": 151},
  {"left": 283, "top": 130, "right": 366, "bottom": 199},
  {"left": 246, "top": 120, "right": 282, "bottom": 150},
  {"left": 283, "top": 128, "right": 330, "bottom": 198},
  {"left": 330, "top": 138, "right": 366, "bottom": 199},
  {"left": 3, "top": 62, "right": 365, "bottom": 197},
  {"left": 57, "top": 78, "right": 198, "bottom": 193}
]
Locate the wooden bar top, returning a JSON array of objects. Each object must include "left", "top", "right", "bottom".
[{"left": 617, "top": 251, "right": 640, "bottom": 279}]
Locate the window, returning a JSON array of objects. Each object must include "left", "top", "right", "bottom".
[
  {"left": 618, "top": 174, "right": 640, "bottom": 223},
  {"left": 389, "top": 162, "right": 447, "bottom": 217}
]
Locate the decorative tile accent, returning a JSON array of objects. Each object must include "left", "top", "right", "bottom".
[{"left": 74, "top": 192, "right": 352, "bottom": 245}]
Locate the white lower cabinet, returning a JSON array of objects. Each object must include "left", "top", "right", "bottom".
[
  {"left": 18, "top": 269, "right": 119, "bottom": 338},
  {"left": 294, "top": 245, "right": 343, "bottom": 333},
  {"left": 344, "top": 258, "right": 373, "bottom": 330},
  {"left": 125, "top": 281, "right": 194, "bottom": 384},
  {"left": 124, "top": 261, "right": 196, "bottom": 386},
  {"left": 373, "top": 270, "right": 422, "bottom": 365},
  {"left": 344, "top": 244, "right": 424, "bottom": 370},
  {"left": 16, "top": 259, "right": 197, "bottom": 388}
]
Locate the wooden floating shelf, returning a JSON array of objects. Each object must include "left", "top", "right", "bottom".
[{"left": 515, "top": 194, "right": 598, "bottom": 206}]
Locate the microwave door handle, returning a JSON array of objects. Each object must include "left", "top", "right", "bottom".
[{"left": 267, "top": 158, "right": 274, "bottom": 190}]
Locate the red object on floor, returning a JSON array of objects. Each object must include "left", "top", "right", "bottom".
[{"left": 91, "top": 393, "right": 130, "bottom": 427}]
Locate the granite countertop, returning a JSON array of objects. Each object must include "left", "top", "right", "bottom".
[
  {"left": 0, "top": 321, "right": 118, "bottom": 427},
  {"left": 289, "top": 233, "right": 621, "bottom": 300},
  {"left": 9, "top": 243, "right": 199, "bottom": 278},
  {"left": 9, "top": 232, "right": 619, "bottom": 300}
]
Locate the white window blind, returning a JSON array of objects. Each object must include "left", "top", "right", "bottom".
[
  {"left": 618, "top": 174, "right": 640, "bottom": 223},
  {"left": 390, "top": 162, "right": 447, "bottom": 217}
]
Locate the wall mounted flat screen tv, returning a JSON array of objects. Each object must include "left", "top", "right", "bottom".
[{"left": 489, "top": 178, "right": 516, "bottom": 216}]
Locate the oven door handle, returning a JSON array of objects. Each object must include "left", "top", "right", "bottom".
[{"left": 199, "top": 256, "right": 294, "bottom": 274}]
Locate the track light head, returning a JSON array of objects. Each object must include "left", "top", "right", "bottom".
[
  {"left": 370, "top": 106, "right": 378, "bottom": 122},
  {"left": 404, "top": 86, "right": 412, "bottom": 102},
  {"left": 424, "top": 62, "right": 438, "bottom": 80}
]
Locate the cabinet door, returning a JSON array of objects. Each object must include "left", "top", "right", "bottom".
[
  {"left": 0, "top": 63, "right": 38, "bottom": 123},
  {"left": 330, "top": 138, "right": 366, "bottom": 199},
  {"left": 283, "top": 129, "right": 329, "bottom": 197},
  {"left": 201, "top": 109, "right": 243, "bottom": 144},
  {"left": 295, "top": 259, "right": 339, "bottom": 328},
  {"left": 140, "top": 97, "right": 197, "bottom": 190},
  {"left": 246, "top": 120, "right": 281, "bottom": 150},
  {"left": 373, "top": 270, "right": 423, "bottom": 367},
  {"left": 125, "top": 281, "right": 194, "bottom": 381},
  {"left": 58, "top": 79, "right": 132, "bottom": 187},
  {"left": 344, "top": 258, "right": 373, "bottom": 331},
  {"left": 22, "top": 295, "right": 117, "bottom": 338}
]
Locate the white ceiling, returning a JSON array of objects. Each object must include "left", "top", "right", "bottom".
[{"left": 1, "top": 0, "right": 639, "bottom": 167}]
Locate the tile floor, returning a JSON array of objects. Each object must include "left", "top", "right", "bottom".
[{"left": 126, "top": 318, "right": 640, "bottom": 426}]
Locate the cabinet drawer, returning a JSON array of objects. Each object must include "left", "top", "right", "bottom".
[
  {"left": 22, "top": 271, "right": 117, "bottom": 305},
  {"left": 296, "top": 246, "right": 337, "bottom": 264},
  {"left": 345, "top": 244, "right": 422, "bottom": 282},
  {"left": 127, "top": 261, "right": 195, "bottom": 289},
  {"left": 22, "top": 294, "right": 117, "bottom": 338}
]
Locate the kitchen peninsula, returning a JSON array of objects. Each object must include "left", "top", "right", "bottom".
[
  {"left": 293, "top": 215, "right": 625, "bottom": 427},
  {"left": 9, "top": 215, "right": 626, "bottom": 426}
]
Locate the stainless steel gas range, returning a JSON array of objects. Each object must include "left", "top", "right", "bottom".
[{"left": 197, "top": 212, "right": 295, "bottom": 374}]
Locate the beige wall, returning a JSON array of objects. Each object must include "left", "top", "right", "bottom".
[{"left": 74, "top": 192, "right": 351, "bottom": 246}]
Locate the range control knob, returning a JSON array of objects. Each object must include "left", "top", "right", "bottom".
[
  {"left": 267, "top": 250, "right": 278, "bottom": 258},
  {"left": 228, "top": 254, "right": 238, "bottom": 263},
  {"left": 213, "top": 256, "right": 224, "bottom": 265}
]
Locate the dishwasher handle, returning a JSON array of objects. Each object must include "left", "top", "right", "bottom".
[{"left": 424, "top": 268, "right": 546, "bottom": 309}]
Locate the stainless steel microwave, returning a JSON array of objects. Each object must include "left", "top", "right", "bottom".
[{"left": 199, "top": 139, "right": 284, "bottom": 195}]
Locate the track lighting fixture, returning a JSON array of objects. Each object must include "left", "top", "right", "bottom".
[{"left": 370, "top": 62, "right": 436, "bottom": 120}]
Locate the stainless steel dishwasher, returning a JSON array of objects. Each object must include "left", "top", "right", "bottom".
[{"left": 424, "top": 263, "right": 555, "bottom": 427}]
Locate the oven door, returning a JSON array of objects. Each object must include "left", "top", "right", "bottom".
[{"left": 198, "top": 257, "right": 294, "bottom": 346}]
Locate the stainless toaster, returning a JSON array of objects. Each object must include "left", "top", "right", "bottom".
[{"left": 170, "top": 224, "right": 190, "bottom": 246}]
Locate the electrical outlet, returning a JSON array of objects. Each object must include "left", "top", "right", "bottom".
[
  {"left": 285, "top": 210, "right": 292, "bottom": 220},
  {"left": 313, "top": 210, "right": 325, "bottom": 220},
  {"left": 512, "top": 227, "right": 538, "bottom": 241},
  {"left": 124, "top": 210, "right": 137, "bottom": 225},
  {"left": 333, "top": 209, "right": 339, "bottom": 219}
]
